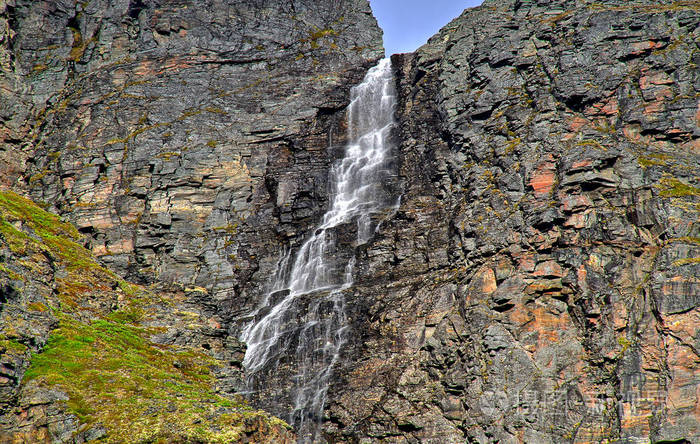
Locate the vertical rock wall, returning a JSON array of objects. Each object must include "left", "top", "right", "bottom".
[
  {"left": 0, "top": 0, "right": 383, "bottom": 441},
  {"left": 326, "top": 0, "right": 699, "bottom": 443},
  {"left": 14, "top": 0, "right": 383, "bottom": 306},
  {"left": 2, "top": 0, "right": 699, "bottom": 442}
]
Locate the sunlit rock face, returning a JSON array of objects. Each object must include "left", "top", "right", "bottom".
[
  {"left": 1, "top": 0, "right": 699, "bottom": 442},
  {"left": 4, "top": 0, "right": 382, "bottom": 406},
  {"left": 0, "top": 0, "right": 382, "bottom": 441},
  {"left": 324, "top": 0, "right": 699, "bottom": 442},
  {"left": 13, "top": 0, "right": 383, "bottom": 294}
]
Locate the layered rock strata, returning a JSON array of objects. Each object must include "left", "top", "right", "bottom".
[
  {"left": 325, "top": 0, "right": 700, "bottom": 443},
  {"left": 0, "top": 0, "right": 382, "bottom": 442},
  {"left": 1, "top": 0, "right": 699, "bottom": 443}
]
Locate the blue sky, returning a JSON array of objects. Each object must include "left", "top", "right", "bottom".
[{"left": 369, "top": 0, "right": 484, "bottom": 55}]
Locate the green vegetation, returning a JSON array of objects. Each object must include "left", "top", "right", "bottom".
[
  {"left": 0, "top": 191, "right": 122, "bottom": 307},
  {"left": 204, "top": 106, "right": 227, "bottom": 115},
  {"left": 0, "top": 190, "right": 290, "bottom": 441},
  {"left": 0, "top": 337, "right": 29, "bottom": 354},
  {"left": 638, "top": 153, "right": 671, "bottom": 168},
  {"left": 23, "top": 316, "right": 277, "bottom": 443},
  {"left": 657, "top": 178, "right": 700, "bottom": 198},
  {"left": 672, "top": 257, "right": 700, "bottom": 266}
]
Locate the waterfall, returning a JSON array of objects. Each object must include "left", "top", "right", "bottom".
[{"left": 240, "top": 58, "right": 397, "bottom": 442}]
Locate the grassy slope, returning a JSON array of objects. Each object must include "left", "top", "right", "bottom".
[{"left": 0, "top": 190, "right": 290, "bottom": 443}]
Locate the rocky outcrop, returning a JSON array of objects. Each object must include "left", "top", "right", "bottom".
[
  {"left": 11, "top": 0, "right": 382, "bottom": 302},
  {"left": 326, "top": 0, "right": 699, "bottom": 443},
  {"left": 0, "top": 0, "right": 382, "bottom": 442},
  {"left": 0, "top": 190, "right": 295, "bottom": 442},
  {"left": 2, "top": 0, "right": 699, "bottom": 443}
]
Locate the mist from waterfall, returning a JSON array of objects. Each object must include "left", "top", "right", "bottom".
[{"left": 240, "top": 58, "right": 397, "bottom": 442}]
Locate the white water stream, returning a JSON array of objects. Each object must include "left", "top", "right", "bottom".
[{"left": 240, "top": 58, "right": 397, "bottom": 442}]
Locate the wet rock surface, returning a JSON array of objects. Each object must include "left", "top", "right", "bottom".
[{"left": 326, "top": 0, "right": 699, "bottom": 443}]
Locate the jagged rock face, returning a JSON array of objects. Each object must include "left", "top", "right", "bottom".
[
  {"left": 0, "top": 0, "right": 382, "bottom": 442},
  {"left": 2, "top": 0, "right": 699, "bottom": 443},
  {"left": 11, "top": 0, "right": 382, "bottom": 313},
  {"left": 326, "top": 0, "right": 699, "bottom": 443},
  {"left": 0, "top": 191, "right": 297, "bottom": 443}
]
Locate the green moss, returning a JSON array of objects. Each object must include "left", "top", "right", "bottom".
[
  {"left": 204, "top": 106, "right": 227, "bottom": 115},
  {"left": 576, "top": 139, "right": 606, "bottom": 151},
  {"left": 657, "top": 178, "right": 700, "bottom": 198},
  {"left": 0, "top": 338, "right": 28, "bottom": 354},
  {"left": 0, "top": 192, "right": 79, "bottom": 240},
  {"left": 617, "top": 335, "right": 632, "bottom": 352},
  {"left": 27, "top": 302, "right": 48, "bottom": 312},
  {"left": 672, "top": 257, "right": 700, "bottom": 266},
  {"left": 504, "top": 137, "right": 522, "bottom": 154},
  {"left": 0, "top": 192, "right": 290, "bottom": 442},
  {"left": 0, "top": 220, "right": 32, "bottom": 255},
  {"left": 0, "top": 191, "right": 139, "bottom": 307},
  {"left": 31, "top": 63, "right": 48, "bottom": 74},
  {"left": 667, "top": 236, "right": 700, "bottom": 246},
  {"left": 24, "top": 316, "right": 280, "bottom": 443},
  {"left": 178, "top": 109, "right": 203, "bottom": 121},
  {"left": 206, "top": 140, "right": 218, "bottom": 148},
  {"left": 0, "top": 263, "right": 24, "bottom": 281},
  {"left": 307, "top": 27, "right": 338, "bottom": 49}
]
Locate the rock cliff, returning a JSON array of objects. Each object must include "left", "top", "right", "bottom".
[
  {"left": 1, "top": 0, "right": 381, "bottom": 441},
  {"left": 0, "top": 0, "right": 698, "bottom": 443},
  {"left": 326, "top": 0, "right": 700, "bottom": 443}
]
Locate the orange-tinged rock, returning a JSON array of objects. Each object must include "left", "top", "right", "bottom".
[
  {"left": 601, "top": 97, "right": 618, "bottom": 115},
  {"left": 568, "top": 115, "right": 590, "bottom": 133},
  {"left": 92, "top": 244, "right": 108, "bottom": 256},
  {"left": 529, "top": 161, "right": 557, "bottom": 198},
  {"left": 560, "top": 194, "right": 592, "bottom": 212},
  {"left": 524, "top": 279, "right": 562, "bottom": 294},
  {"left": 134, "top": 60, "right": 155, "bottom": 76},
  {"left": 586, "top": 97, "right": 618, "bottom": 116},
  {"left": 108, "top": 238, "right": 134, "bottom": 255},
  {"left": 643, "top": 100, "right": 665, "bottom": 115},
  {"left": 509, "top": 303, "right": 571, "bottom": 345},
  {"left": 623, "top": 125, "right": 642, "bottom": 142},
  {"left": 564, "top": 212, "right": 586, "bottom": 229},
  {"left": 571, "top": 159, "right": 593, "bottom": 171},
  {"left": 639, "top": 71, "right": 674, "bottom": 89},
  {"left": 474, "top": 267, "right": 497, "bottom": 294},
  {"left": 612, "top": 301, "right": 628, "bottom": 330},
  {"left": 516, "top": 252, "right": 536, "bottom": 272},
  {"left": 577, "top": 264, "right": 587, "bottom": 287},
  {"left": 684, "top": 137, "right": 700, "bottom": 155},
  {"left": 159, "top": 56, "right": 194, "bottom": 75},
  {"left": 654, "top": 86, "right": 673, "bottom": 101},
  {"left": 630, "top": 40, "right": 662, "bottom": 55}
]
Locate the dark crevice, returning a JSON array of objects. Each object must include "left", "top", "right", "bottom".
[
  {"left": 127, "top": 0, "right": 147, "bottom": 21},
  {"left": 492, "top": 303, "right": 515, "bottom": 313},
  {"left": 470, "top": 108, "right": 493, "bottom": 121},
  {"left": 0, "top": 284, "right": 18, "bottom": 305}
]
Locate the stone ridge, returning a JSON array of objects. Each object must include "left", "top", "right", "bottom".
[{"left": 325, "top": 0, "right": 699, "bottom": 442}]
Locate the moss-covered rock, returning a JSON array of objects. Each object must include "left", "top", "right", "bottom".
[{"left": 0, "top": 190, "right": 294, "bottom": 442}]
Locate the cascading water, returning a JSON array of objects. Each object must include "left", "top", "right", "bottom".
[{"left": 240, "top": 58, "right": 397, "bottom": 442}]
